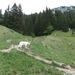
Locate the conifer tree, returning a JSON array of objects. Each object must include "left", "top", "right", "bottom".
[
  {"left": 0, "top": 9, "right": 3, "bottom": 25},
  {"left": 4, "top": 10, "right": 9, "bottom": 27},
  {"left": 8, "top": 3, "right": 23, "bottom": 33},
  {"left": 18, "top": 4, "right": 23, "bottom": 33},
  {"left": 71, "top": 19, "right": 75, "bottom": 34},
  {"left": 55, "top": 10, "right": 63, "bottom": 30},
  {"left": 3, "top": 6, "right": 10, "bottom": 27}
]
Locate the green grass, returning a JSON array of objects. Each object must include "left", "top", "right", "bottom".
[
  {"left": 1, "top": 25, "right": 75, "bottom": 74},
  {"left": 0, "top": 25, "right": 31, "bottom": 49},
  {"left": 31, "top": 31, "right": 75, "bottom": 67},
  {"left": 0, "top": 50, "right": 63, "bottom": 75},
  {"left": 0, "top": 25, "right": 63, "bottom": 75}
]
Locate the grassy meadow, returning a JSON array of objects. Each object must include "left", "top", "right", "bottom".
[
  {"left": 31, "top": 31, "right": 75, "bottom": 67},
  {"left": 0, "top": 50, "right": 63, "bottom": 75},
  {"left": 0, "top": 25, "right": 75, "bottom": 74}
]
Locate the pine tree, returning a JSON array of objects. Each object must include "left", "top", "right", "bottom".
[
  {"left": 9, "top": 3, "right": 18, "bottom": 30},
  {"left": 0, "top": 9, "right": 2, "bottom": 18},
  {"left": 0, "top": 9, "right": 3, "bottom": 25},
  {"left": 51, "top": 15, "right": 57, "bottom": 30},
  {"left": 8, "top": 3, "right": 23, "bottom": 33},
  {"left": 27, "top": 16, "right": 33, "bottom": 35},
  {"left": 18, "top": 4, "right": 23, "bottom": 33},
  {"left": 4, "top": 10, "right": 9, "bottom": 27},
  {"left": 62, "top": 14, "right": 69, "bottom": 32},
  {"left": 71, "top": 19, "right": 75, "bottom": 34},
  {"left": 55, "top": 10, "right": 63, "bottom": 30}
]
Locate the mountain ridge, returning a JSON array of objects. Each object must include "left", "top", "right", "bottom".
[{"left": 52, "top": 6, "right": 75, "bottom": 13}]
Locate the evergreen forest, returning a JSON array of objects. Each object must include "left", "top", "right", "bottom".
[{"left": 0, "top": 3, "right": 75, "bottom": 36}]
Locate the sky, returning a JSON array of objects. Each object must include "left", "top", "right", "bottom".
[{"left": 0, "top": 0, "right": 75, "bottom": 14}]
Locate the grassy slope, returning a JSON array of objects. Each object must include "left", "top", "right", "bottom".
[
  {"left": 0, "top": 25, "right": 31, "bottom": 49},
  {"left": 31, "top": 31, "right": 75, "bottom": 67},
  {"left": 0, "top": 25, "right": 63, "bottom": 75},
  {"left": 0, "top": 50, "right": 63, "bottom": 75}
]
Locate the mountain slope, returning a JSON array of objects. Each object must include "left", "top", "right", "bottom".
[
  {"left": 0, "top": 26, "right": 75, "bottom": 74},
  {"left": 31, "top": 31, "right": 75, "bottom": 67},
  {"left": 0, "top": 25, "right": 31, "bottom": 49},
  {"left": 0, "top": 25, "right": 23, "bottom": 39},
  {"left": 0, "top": 25, "right": 63, "bottom": 75}
]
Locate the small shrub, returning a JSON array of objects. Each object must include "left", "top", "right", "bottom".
[{"left": 31, "top": 33, "right": 36, "bottom": 38}]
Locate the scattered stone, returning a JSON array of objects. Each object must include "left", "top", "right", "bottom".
[
  {"left": 68, "top": 43, "right": 71, "bottom": 45},
  {"left": 65, "top": 65, "right": 71, "bottom": 69},
  {"left": 6, "top": 39, "right": 12, "bottom": 43}
]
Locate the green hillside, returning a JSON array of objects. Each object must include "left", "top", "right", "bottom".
[
  {"left": 0, "top": 25, "right": 31, "bottom": 49},
  {"left": 0, "top": 50, "right": 63, "bottom": 75},
  {"left": 1, "top": 25, "right": 75, "bottom": 74},
  {"left": 31, "top": 31, "right": 75, "bottom": 67},
  {"left": 0, "top": 25, "right": 63, "bottom": 75}
]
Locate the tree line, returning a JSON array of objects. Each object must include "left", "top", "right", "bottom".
[{"left": 0, "top": 3, "right": 75, "bottom": 36}]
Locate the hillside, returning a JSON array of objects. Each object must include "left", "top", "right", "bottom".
[
  {"left": 0, "top": 25, "right": 63, "bottom": 75},
  {"left": 0, "top": 25, "right": 31, "bottom": 49},
  {"left": 0, "top": 25, "right": 75, "bottom": 75},
  {"left": 31, "top": 31, "right": 75, "bottom": 67}
]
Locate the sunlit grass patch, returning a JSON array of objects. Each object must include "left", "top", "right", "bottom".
[{"left": 0, "top": 49, "right": 63, "bottom": 75}]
